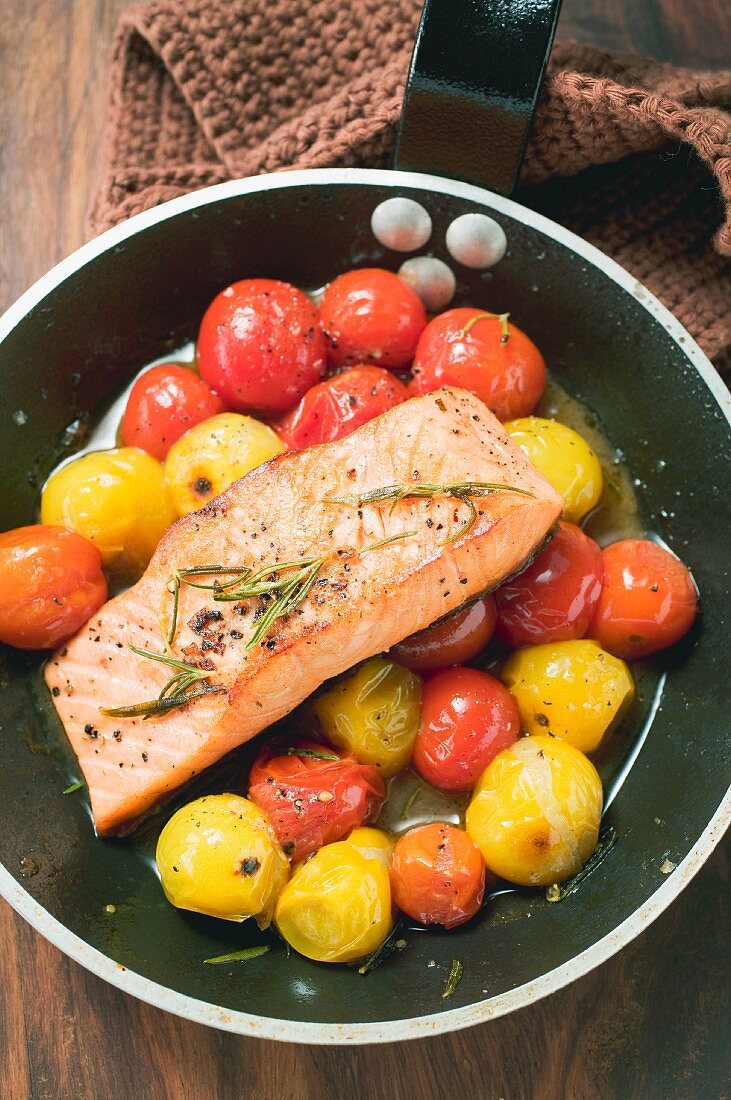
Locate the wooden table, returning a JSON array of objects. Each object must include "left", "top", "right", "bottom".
[{"left": 0, "top": 2, "right": 729, "bottom": 1096}]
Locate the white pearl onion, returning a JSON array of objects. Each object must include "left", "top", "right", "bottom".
[
  {"left": 445, "top": 213, "right": 507, "bottom": 269},
  {"left": 398, "top": 257, "right": 456, "bottom": 312},
  {"left": 371, "top": 197, "right": 433, "bottom": 252}
]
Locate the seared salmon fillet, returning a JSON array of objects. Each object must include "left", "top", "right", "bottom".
[{"left": 45, "top": 387, "right": 563, "bottom": 834}]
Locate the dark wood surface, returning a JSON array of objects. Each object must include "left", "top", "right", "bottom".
[{"left": 0, "top": 2, "right": 729, "bottom": 1096}]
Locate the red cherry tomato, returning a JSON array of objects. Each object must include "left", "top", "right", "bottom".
[
  {"left": 495, "top": 522, "right": 604, "bottom": 648},
  {"left": 391, "top": 596, "right": 497, "bottom": 673},
  {"left": 389, "top": 823, "right": 486, "bottom": 929},
  {"left": 0, "top": 526, "right": 107, "bottom": 649},
  {"left": 120, "top": 364, "right": 226, "bottom": 461},
  {"left": 247, "top": 741, "right": 386, "bottom": 862},
  {"left": 411, "top": 307, "right": 546, "bottom": 420},
  {"left": 412, "top": 667, "right": 520, "bottom": 792},
  {"left": 588, "top": 539, "right": 697, "bottom": 659},
  {"left": 319, "top": 268, "right": 427, "bottom": 370},
  {"left": 197, "top": 279, "right": 327, "bottom": 416},
  {"left": 274, "top": 365, "right": 409, "bottom": 450}
]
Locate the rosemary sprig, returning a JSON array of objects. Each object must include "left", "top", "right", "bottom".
[
  {"left": 442, "top": 959, "right": 464, "bottom": 999},
  {"left": 100, "top": 646, "right": 225, "bottom": 720},
  {"left": 164, "top": 565, "right": 251, "bottom": 649},
  {"left": 460, "top": 311, "right": 511, "bottom": 340},
  {"left": 329, "top": 481, "right": 533, "bottom": 544},
  {"left": 203, "top": 945, "right": 270, "bottom": 965},
  {"left": 217, "top": 556, "right": 329, "bottom": 650},
  {"left": 358, "top": 922, "right": 407, "bottom": 975},
  {"left": 545, "top": 824, "right": 618, "bottom": 903}
]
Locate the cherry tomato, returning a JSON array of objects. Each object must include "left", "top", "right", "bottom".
[
  {"left": 411, "top": 308, "right": 546, "bottom": 420},
  {"left": 197, "top": 279, "right": 327, "bottom": 415},
  {"left": 588, "top": 539, "right": 697, "bottom": 659},
  {"left": 389, "top": 822, "right": 486, "bottom": 929},
  {"left": 120, "top": 364, "right": 226, "bottom": 461},
  {"left": 391, "top": 595, "right": 497, "bottom": 673},
  {"left": 412, "top": 667, "right": 521, "bottom": 792},
  {"left": 0, "top": 526, "right": 107, "bottom": 649},
  {"left": 274, "top": 365, "right": 409, "bottom": 449},
  {"left": 495, "top": 522, "right": 604, "bottom": 647},
  {"left": 247, "top": 741, "right": 386, "bottom": 862},
  {"left": 319, "top": 268, "right": 427, "bottom": 370}
]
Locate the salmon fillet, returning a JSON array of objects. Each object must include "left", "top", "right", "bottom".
[{"left": 45, "top": 387, "right": 563, "bottom": 834}]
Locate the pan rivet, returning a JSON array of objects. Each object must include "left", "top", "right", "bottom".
[
  {"left": 371, "top": 198, "right": 432, "bottom": 252},
  {"left": 446, "top": 213, "right": 507, "bottom": 269},
  {"left": 398, "top": 257, "right": 456, "bottom": 311}
]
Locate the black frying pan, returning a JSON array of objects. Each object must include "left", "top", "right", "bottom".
[{"left": 0, "top": 0, "right": 728, "bottom": 1043}]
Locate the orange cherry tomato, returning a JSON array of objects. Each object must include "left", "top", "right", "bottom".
[
  {"left": 389, "top": 822, "right": 486, "bottom": 929},
  {"left": 588, "top": 539, "right": 697, "bottom": 659},
  {"left": 319, "top": 268, "right": 427, "bottom": 370},
  {"left": 411, "top": 307, "right": 546, "bottom": 420},
  {"left": 391, "top": 595, "right": 497, "bottom": 673},
  {"left": 197, "top": 279, "right": 327, "bottom": 415},
  {"left": 412, "top": 667, "right": 521, "bottom": 792},
  {"left": 495, "top": 522, "right": 604, "bottom": 648},
  {"left": 0, "top": 526, "right": 107, "bottom": 649},
  {"left": 247, "top": 741, "right": 386, "bottom": 862},
  {"left": 120, "top": 364, "right": 226, "bottom": 461},
  {"left": 274, "top": 365, "right": 409, "bottom": 450}
]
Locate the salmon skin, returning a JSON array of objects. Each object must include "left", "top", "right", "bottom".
[{"left": 45, "top": 387, "right": 563, "bottom": 835}]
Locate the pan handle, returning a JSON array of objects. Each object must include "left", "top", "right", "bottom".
[{"left": 394, "top": 0, "right": 564, "bottom": 195}]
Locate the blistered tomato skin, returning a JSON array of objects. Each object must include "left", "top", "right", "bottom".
[
  {"left": 313, "top": 656, "right": 423, "bottom": 777},
  {"left": 391, "top": 595, "right": 497, "bottom": 673},
  {"left": 495, "top": 522, "right": 604, "bottom": 647},
  {"left": 247, "top": 741, "right": 386, "bottom": 862},
  {"left": 275, "top": 840, "right": 393, "bottom": 963},
  {"left": 156, "top": 794, "right": 289, "bottom": 928},
  {"left": 119, "top": 364, "right": 226, "bottom": 461},
  {"left": 164, "top": 412, "right": 285, "bottom": 516},
  {"left": 0, "top": 526, "right": 107, "bottom": 649},
  {"left": 274, "top": 365, "right": 409, "bottom": 450},
  {"left": 411, "top": 308, "right": 546, "bottom": 421},
  {"left": 389, "top": 822, "right": 486, "bottom": 929},
  {"left": 197, "top": 279, "right": 327, "bottom": 415},
  {"left": 319, "top": 268, "right": 427, "bottom": 370},
  {"left": 413, "top": 667, "right": 521, "bottom": 792},
  {"left": 502, "top": 639, "right": 634, "bottom": 754},
  {"left": 504, "top": 416, "right": 603, "bottom": 523},
  {"left": 589, "top": 539, "right": 698, "bottom": 659},
  {"left": 40, "top": 447, "right": 177, "bottom": 582},
  {"left": 466, "top": 735, "right": 603, "bottom": 886}
]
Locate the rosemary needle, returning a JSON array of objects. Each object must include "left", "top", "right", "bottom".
[
  {"left": 545, "top": 825, "right": 618, "bottom": 903},
  {"left": 442, "top": 960, "right": 464, "bottom": 999},
  {"left": 203, "top": 945, "right": 270, "bottom": 965}
]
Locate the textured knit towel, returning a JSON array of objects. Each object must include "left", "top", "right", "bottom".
[{"left": 89, "top": 0, "right": 731, "bottom": 369}]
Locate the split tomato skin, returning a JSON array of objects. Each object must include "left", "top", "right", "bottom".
[
  {"left": 389, "top": 822, "right": 487, "bottom": 929},
  {"left": 391, "top": 595, "right": 497, "bottom": 673},
  {"left": 412, "top": 667, "right": 521, "bottom": 792},
  {"left": 589, "top": 539, "right": 697, "bottom": 659},
  {"left": 0, "top": 525, "right": 107, "bottom": 649},
  {"left": 119, "top": 364, "right": 226, "bottom": 461},
  {"left": 197, "top": 278, "right": 327, "bottom": 416},
  {"left": 274, "top": 365, "right": 409, "bottom": 450},
  {"left": 411, "top": 308, "right": 546, "bottom": 420},
  {"left": 319, "top": 268, "right": 427, "bottom": 370},
  {"left": 495, "top": 522, "right": 604, "bottom": 648},
  {"left": 247, "top": 741, "right": 386, "bottom": 862}
]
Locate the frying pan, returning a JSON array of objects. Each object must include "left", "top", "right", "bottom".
[{"left": 0, "top": 0, "right": 729, "bottom": 1044}]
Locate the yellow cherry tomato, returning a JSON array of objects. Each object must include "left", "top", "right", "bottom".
[
  {"left": 504, "top": 416, "right": 603, "bottom": 523},
  {"left": 313, "top": 656, "right": 422, "bottom": 777},
  {"left": 164, "top": 411, "right": 285, "bottom": 516},
  {"left": 41, "top": 446, "right": 176, "bottom": 582},
  {"left": 466, "top": 735, "right": 602, "bottom": 886},
  {"left": 501, "top": 639, "right": 634, "bottom": 753},
  {"left": 344, "top": 826, "right": 395, "bottom": 870},
  {"left": 275, "top": 840, "right": 393, "bottom": 963},
  {"left": 156, "top": 794, "right": 289, "bottom": 928}
]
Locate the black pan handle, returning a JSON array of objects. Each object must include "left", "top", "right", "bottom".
[{"left": 394, "top": 0, "right": 564, "bottom": 195}]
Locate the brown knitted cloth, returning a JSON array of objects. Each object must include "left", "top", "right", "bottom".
[{"left": 89, "top": 0, "right": 731, "bottom": 368}]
